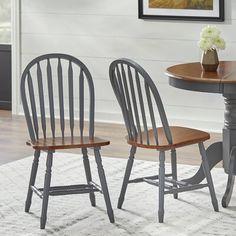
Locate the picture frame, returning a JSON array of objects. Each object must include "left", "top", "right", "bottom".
[{"left": 138, "top": 0, "right": 224, "bottom": 21}]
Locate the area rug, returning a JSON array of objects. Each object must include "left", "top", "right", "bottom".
[{"left": 0, "top": 153, "right": 236, "bottom": 236}]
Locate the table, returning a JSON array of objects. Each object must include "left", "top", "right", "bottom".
[{"left": 166, "top": 61, "right": 236, "bottom": 208}]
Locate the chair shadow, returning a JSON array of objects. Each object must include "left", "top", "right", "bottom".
[{"left": 118, "top": 207, "right": 155, "bottom": 222}]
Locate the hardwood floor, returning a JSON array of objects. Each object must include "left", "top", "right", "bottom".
[{"left": 0, "top": 110, "right": 222, "bottom": 166}]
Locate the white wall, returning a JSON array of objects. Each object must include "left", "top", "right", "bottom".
[
  {"left": 0, "top": 0, "right": 11, "bottom": 43},
  {"left": 13, "top": 0, "right": 236, "bottom": 131}
]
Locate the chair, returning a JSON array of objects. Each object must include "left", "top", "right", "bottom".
[
  {"left": 21, "top": 53, "right": 114, "bottom": 229},
  {"left": 109, "top": 58, "right": 218, "bottom": 223}
]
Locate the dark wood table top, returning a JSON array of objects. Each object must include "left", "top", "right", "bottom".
[
  {"left": 166, "top": 61, "right": 236, "bottom": 94},
  {"left": 166, "top": 61, "right": 236, "bottom": 84}
]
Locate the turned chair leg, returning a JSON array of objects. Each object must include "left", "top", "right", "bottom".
[
  {"left": 198, "top": 142, "right": 219, "bottom": 212},
  {"left": 171, "top": 149, "right": 178, "bottom": 199},
  {"left": 82, "top": 148, "right": 96, "bottom": 207},
  {"left": 158, "top": 151, "right": 165, "bottom": 223},
  {"left": 94, "top": 147, "right": 114, "bottom": 223},
  {"left": 25, "top": 150, "right": 40, "bottom": 212},
  {"left": 117, "top": 146, "right": 136, "bottom": 209},
  {"left": 40, "top": 151, "right": 53, "bottom": 229}
]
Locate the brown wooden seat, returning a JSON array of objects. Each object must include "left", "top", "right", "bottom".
[
  {"left": 127, "top": 126, "right": 210, "bottom": 150},
  {"left": 27, "top": 136, "right": 110, "bottom": 150},
  {"left": 21, "top": 53, "right": 114, "bottom": 229},
  {"left": 109, "top": 58, "right": 218, "bottom": 223}
]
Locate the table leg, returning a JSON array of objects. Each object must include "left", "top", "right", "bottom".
[
  {"left": 222, "top": 146, "right": 236, "bottom": 207},
  {"left": 182, "top": 141, "right": 223, "bottom": 185},
  {"left": 222, "top": 174, "right": 235, "bottom": 208},
  {"left": 221, "top": 95, "right": 236, "bottom": 207}
]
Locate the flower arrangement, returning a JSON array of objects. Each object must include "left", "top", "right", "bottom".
[{"left": 198, "top": 25, "right": 226, "bottom": 52}]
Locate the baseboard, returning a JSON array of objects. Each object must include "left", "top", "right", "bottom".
[
  {"left": 0, "top": 101, "right": 12, "bottom": 110},
  {"left": 94, "top": 111, "right": 223, "bottom": 133}
]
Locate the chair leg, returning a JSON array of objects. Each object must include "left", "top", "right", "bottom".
[
  {"left": 82, "top": 148, "right": 96, "bottom": 207},
  {"left": 117, "top": 146, "right": 136, "bottom": 209},
  {"left": 40, "top": 151, "right": 53, "bottom": 229},
  {"left": 94, "top": 147, "right": 114, "bottom": 223},
  {"left": 198, "top": 142, "right": 219, "bottom": 212},
  {"left": 171, "top": 149, "right": 178, "bottom": 199},
  {"left": 158, "top": 151, "right": 165, "bottom": 223},
  {"left": 25, "top": 150, "right": 40, "bottom": 212}
]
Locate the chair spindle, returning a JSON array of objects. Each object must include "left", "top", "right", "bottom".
[
  {"left": 37, "top": 62, "right": 46, "bottom": 138},
  {"left": 57, "top": 58, "right": 65, "bottom": 137},
  {"left": 145, "top": 82, "right": 158, "bottom": 145},
  {"left": 135, "top": 71, "right": 149, "bottom": 144},
  {"left": 27, "top": 72, "right": 39, "bottom": 140},
  {"left": 47, "top": 59, "right": 55, "bottom": 137},
  {"left": 68, "top": 60, "right": 74, "bottom": 137},
  {"left": 79, "top": 69, "right": 84, "bottom": 137}
]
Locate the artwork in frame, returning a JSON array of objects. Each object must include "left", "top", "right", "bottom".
[{"left": 139, "top": 0, "right": 224, "bottom": 21}]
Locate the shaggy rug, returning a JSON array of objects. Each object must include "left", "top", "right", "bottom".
[{"left": 0, "top": 152, "right": 236, "bottom": 236}]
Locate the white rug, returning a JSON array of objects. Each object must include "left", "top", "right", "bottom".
[{"left": 0, "top": 153, "right": 236, "bottom": 236}]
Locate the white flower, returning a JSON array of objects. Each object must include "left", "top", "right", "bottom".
[
  {"left": 198, "top": 38, "right": 213, "bottom": 51},
  {"left": 198, "top": 25, "right": 226, "bottom": 52},
  {"left": 200, "top": 25, "right": 220, "bottom": 39},
  {"left": 213, "top": 36, "right": 226, "bottom": 50}
]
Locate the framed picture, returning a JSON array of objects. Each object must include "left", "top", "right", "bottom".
[{"left": 139, "top": 0, "right": 224, "bottom": 21}]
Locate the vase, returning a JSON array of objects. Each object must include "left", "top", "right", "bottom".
[{"left": 201, "top": 49, "right": 219, "bottom": 72}]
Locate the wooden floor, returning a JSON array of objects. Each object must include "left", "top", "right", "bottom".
[{"left": 0, "top": 110, "right": 222, "bottom": 166}]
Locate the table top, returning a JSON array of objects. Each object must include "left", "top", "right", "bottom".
[
  {"left": 166, "top": 61, "right": 236, "bottom": 84},
  {"left": 166, "top": 61, "right": 236, "bottom": 94}
]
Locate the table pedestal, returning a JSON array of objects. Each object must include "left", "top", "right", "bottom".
[
  {"left": 167, "top": 61, "right": 236, "bottom": 209},
  {"left": 183, "top": 95, "right": 236, "bottom": 208},
  {"left": 223, "top": 95, "right": 236, "bottom": 174},
  {"left": 182, "top": 142, "right": 222, "bottom": 185},
  {"left": 222, "top": 95, "right": 236, "bottom": 207}
]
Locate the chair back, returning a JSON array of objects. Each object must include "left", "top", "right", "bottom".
[
  {"left": 109, "top": 58, "right": 173, "bottom": 145},
  {"left": 21, "top": 53, "right": 95, "bottom": 142}
]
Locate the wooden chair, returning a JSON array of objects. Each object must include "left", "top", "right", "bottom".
[
  {"left": 20, "top": 53, "right": 114, "bottom": 229},
  {"left": 109, "top": 58, "right": 218, "bottom": 223}
]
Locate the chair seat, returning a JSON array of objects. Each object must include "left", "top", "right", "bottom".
[
  {"left": 127, "top": 126, "right": 210, "bottom": 150},
  {"left": 27, "top": 136, "right": 110, "bottom": 150}
]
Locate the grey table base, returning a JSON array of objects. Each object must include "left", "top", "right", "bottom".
[
  {"left": 169, "top": 77, "right": 236, "bottom": 208},
  {"left": 182, "top": 141, "right": 236, "bottom": 208}
]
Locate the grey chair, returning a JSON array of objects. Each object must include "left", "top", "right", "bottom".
[
  {"left": 21, "top": 53, "right": 114, "bottom": 229},
  {"left": 109, "top": 58, "right": 218, "bottom": 223}
]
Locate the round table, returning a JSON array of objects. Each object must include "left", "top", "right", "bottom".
[{"left": 166, "top": 61, "right": 236, "bottom": 208}]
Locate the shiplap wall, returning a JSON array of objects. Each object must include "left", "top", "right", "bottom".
[
  {"left": 0, "top": 0, "right": 11, "bottom": 43},
  {"left": 16, "top": 0, "right": 236, "bottom": 131}
]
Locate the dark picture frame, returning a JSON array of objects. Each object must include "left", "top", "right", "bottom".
[{"left": 139, "top": 0, "right": 224, "bottom": 21}]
